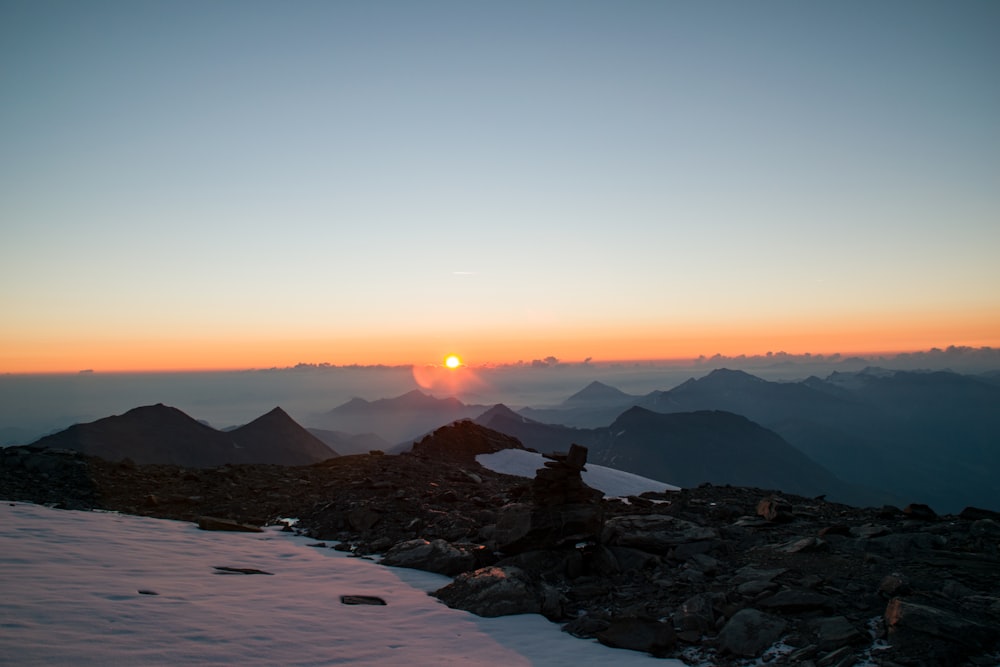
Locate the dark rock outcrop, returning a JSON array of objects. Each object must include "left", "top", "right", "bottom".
[
  {"left": 433, "top": 565, "right": 562, "bottom": 619},
  {"left": 409, "top": 420, "right": 524, "bottom": 464}
]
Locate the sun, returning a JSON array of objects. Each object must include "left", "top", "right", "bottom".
[{"left": 444, "top": 354, "right": 462, "bottom": 369}]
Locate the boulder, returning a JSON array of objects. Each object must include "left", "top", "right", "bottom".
[
  {"left": 597, "top": 617, "right": 676, "bottom": 657},
  {"left": 499, "top": 549, "right": 583, "bottom": 580},
  {"left": 885, "top": 598, "right": 993, "bottom": 649},
  {"left": 608, "top": 545, "right": 659, "bottom": 571},
  {"left": 346, "top": 506, "right": 382, "bottom": 532},
  {"left": 686, "top": 552, "right": 720, "bottom": 574},
  {"left": 493, "top": 502, "right": 602, "bottom": 554},
  {"left": 970, "top": 519, "right": 1000, "bottom": 538},
  {"left": 852, "top": 523, "right": 890, "bottom": 539},
  {"left": 779, "top": 536, "right": 828, "bottom": 553},
  {"left": 673, "top": 592, "right": 723, "bottom": 634},
  {"left": 756, "top": 496, "right": 794, "bottom": 522},
  {"left": 601, "top": 514, "right": 718, "bottom": 553},
  {"left": 380, "top": 538, "right": 483, "bottom": 576},
  {"left": 736, "top": 578, "right": 779, "bottom": 597},
  {"left": 758, "top": 589, "right": 833, "bottom": 613},
  {"left": 562, "top": 614, "right": 610, "bottom": 638},
  {"left": 902, "top": 503, "right": 938, "bottom": 521},
  {"left": 878, "top": 572, "right": 911, "bottom": 598},
  {"left": 432, "top": 565, "right": 562, "bottom": 619},
  {"left": 959, "top": 506, "right": 1000, "bottom": 521},
  {"left": 197, "top": 516, "right": 263, "bottom": 533},
  {"left": 717, "top": 608, "right": 787, "bottom": 657},
  {"left": 866, "top": 532, "right": 947, "bottom": 556},
  {"left": 811, "top": 615, "right": 866, "bottom": 651}
]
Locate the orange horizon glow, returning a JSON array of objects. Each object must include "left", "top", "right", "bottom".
[{"left": 3, "top": 312, "right": 999, "bottom": 375}]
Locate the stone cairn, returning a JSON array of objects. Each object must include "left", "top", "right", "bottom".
[
  {"left": 494, "top": 444, "right": 605, "bottom": 554},
  {"left": 532, "top": 444, "right": 605, "bottom": 506}
]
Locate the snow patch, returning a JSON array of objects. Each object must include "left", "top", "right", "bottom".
[
  {"left": 476, "top": 448, "right": 679, "bottom": 496},
  {"left": 0, "top": 502, "right": 680, "bottom": 666}
]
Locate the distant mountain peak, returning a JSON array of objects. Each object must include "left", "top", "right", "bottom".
[
  {"left": 565, "top": 381, "right": 632, "bottom": 403},
  {"left": 399, "top": 388, "right": 430, "bottom": 399},
  {"left": 329, "top": 390, "right": 465, "bottom": 414},
  {"left": 613, "top": 405, "right": 656, "bottom": 422},
  {"left": 334, "top": 397, "right": 371, "bottom": 412},
  {"left": 123, "top": 403, "right": 187, "bottom": 417},
  {"left": 477, "top": 404, "right": 521, "bottom": 421},
  {"left": 237, "top": 406, "right": 295, "bottom": 427},
  {"left": 475, "top": 404, "right": 549, "bottom": 430},
  {"left": 703, "top": 368, "right": 764, "bottom": 383}
]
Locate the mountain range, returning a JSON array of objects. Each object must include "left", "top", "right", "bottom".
[
  {"left": 511, "top": 368, "right": 1000, "bottom": 513},
  {"left": 308, "top": 389, "right": 490, "bottom": 443},
  {"left": 475, "top": 403, "right": 887, "bottom": 506},
  {"left": 21, "top": 366, "right": 1000, "bottom": 512},
  {"left": 303, "top": 368, "right": 1000, "bottom": 512},
  {"left": 29, "top": 404, "right": 337, "bottom": 468}
]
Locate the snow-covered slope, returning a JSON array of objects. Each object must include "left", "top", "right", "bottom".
[
  {"left": 0, "top": 502, "right": 679, "bottom": 666},
  {"left": 477, "top": 448, "right": 679, "bottom": 496}
]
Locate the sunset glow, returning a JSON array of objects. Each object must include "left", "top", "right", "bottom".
[
  {"left": 1, "top": 3, "right": 997, "bottom": 375},
  {"left": 3, "top": 312, "right": 999, "bottom": 375}
]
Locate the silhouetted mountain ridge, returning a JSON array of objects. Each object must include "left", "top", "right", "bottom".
[
  {"left": 591, "top": 406, "right": 845, "bottom": 498},
  {"left": 475, "top": 404, "right": 590, "bottom": 455},
  {"left": 310, "top": 390, "right": 490, "bottom": 443},
  {"left": 475, "top": 403, "right": 882, "bottom": 505},
  {"left": 511, "top": 368, "right": 1000, "bottom": 512},
  {"left": 328, "top": 389, "right": 467, "bottom": 414},
  {"left": 31, "top": 404, "right": 336, "bottom": 467}
]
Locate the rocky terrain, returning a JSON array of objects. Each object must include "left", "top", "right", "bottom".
[{"left": 2, "top": 420, "right": 999, "bottom": 666}]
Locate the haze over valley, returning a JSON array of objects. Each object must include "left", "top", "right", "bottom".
[{"left": 6, "top": 346, "right": 999, "bottom": 514}]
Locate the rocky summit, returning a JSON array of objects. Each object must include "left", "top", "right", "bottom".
[{"left": 2, "top": 420, "right": 999, "bottom": 666}]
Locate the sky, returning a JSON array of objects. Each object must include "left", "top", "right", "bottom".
[
  {"left": 0, "top": 501, "right": 680, "bottom": 666},
  {"left": 2, "top": 0, "right": 998, "bottom": 373}
]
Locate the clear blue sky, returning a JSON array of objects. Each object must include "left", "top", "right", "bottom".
[{"left": 2, "top": 0, "right": 998, "bottom": 371}]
